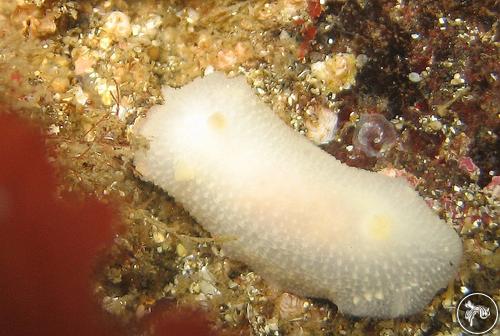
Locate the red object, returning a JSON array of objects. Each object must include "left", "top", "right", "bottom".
[
  {"left": 307, "top": 0, "right": 322, "bottom": 19},
  {"left": 303, "top": 25, "right": 318, "bottom": 41},
  {"left": 10, "top": 70, "right": 22, "bottom": 83},
  {"left": 0, "top": 113, "right": 121, "bottom": 336},
  {"left": 485, "top": 176, "right": 500, "bottom": 190},
  {"left": 298, "top": 26, "right": 318, "bottom": 59},
  {"left": 458, "top": 156, "right": 479, "bottom": 174},
  {"left": 298, "top": 0, "right": 322, "bottom": 59},
  {"left": 142, "top": 304, "right": 216, "bottom": 336},
  {"left": 0, "top": 113, "right": 218, "bottom": 336}
]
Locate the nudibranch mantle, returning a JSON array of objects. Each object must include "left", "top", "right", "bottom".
[{"left": 133, "top": 72, "right": 462, "bottom": 318}]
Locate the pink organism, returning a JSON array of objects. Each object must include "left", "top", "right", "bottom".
[{"left": 353, "top": 113, "right": 397, "bottom": 158}]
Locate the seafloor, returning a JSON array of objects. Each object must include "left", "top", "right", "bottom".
[{"left": 0, "top": 0, "right": 498, "bottom": 335}]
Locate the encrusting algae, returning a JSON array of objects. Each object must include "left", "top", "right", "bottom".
[{"left": 0, "top": 0, "right": 498, "bottom": 335}]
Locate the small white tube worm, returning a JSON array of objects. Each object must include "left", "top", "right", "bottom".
[{"left": 133, "top": 72, "right": 462, "bottom": 318}]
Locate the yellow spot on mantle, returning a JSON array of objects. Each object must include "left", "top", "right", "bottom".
[
  {"left": 208, "top": 112, "right": 227, "bottom": 131},
  {"left": 174, "top": 160, "right": 196, "bottom": 181},
  {"left": 369, "top": 214, "right": 392, "bottom": 241}
]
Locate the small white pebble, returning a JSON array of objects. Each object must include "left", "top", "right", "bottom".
[
  {"left": 115, "top": 105, "right": 129, "bottom": 120},
  {"left": 48, "top": 124, "right": 60, "bottom": 135},
  {"left": 131, "top": 24, "right": 141, "bottom": 36},
  {"left": 451, "top": 73, "right": 465, "bottom": 85},
  {"left": 99, "top": 36, "right": 112, "bottom": 49},
  {"left": 408, "top": 72, "right": 422, "bottom": 82},
  {"left": 356, "top": 54, "right": 368, "bottom": 67},
  {"left": 103, "top": 11, "right": 131, "bottom": 39},
  {"left": 306, "top": 106, "right": 338, "bottom": 145},
  {"left": 279, "top": 30, "right": 290, "bottom": 40},
  {"left": 74, "top": 86, "right": 88, "bottom": 106},
  {"left": 204, "top": 65, "right": 215, "bottom": 76},
  {"left": 176, "top": 243, "right": 187, "bottom": 257},
  {"left": 143, "top": 15, "right": 162, "bottom": 37},
  {"left": 199, "top": 280, "right": 219, "bottom": 296},
  {"left": 186, "top": 8, "right": 199, "bottom": 24},
  {"left": 152, "top": 231, "right": 165, "bottom": 243}
]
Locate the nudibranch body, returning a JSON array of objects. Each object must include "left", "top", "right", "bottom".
[{"left": 133, "top": 72, "right": 462, "bottom": 318}]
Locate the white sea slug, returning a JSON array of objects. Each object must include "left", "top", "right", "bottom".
[{"left": 133, "top": 72, "right": 462, "bottom": 318}]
